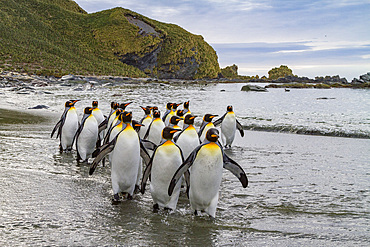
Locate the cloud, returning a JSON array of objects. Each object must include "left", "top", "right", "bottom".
[
  {"left": 73, "top": 0, "right": 370, "bottom": 79},
  {"left": 212, "top": 42, "right": 370, "bottom": 79}
]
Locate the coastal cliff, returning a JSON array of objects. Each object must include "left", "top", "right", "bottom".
[{"left": 0, "top": 0, "right": 220, "bottom": 79}]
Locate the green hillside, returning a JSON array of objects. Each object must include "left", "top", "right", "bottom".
[{"left": 0, "top": 0, "right": 220, "bottom": 79}]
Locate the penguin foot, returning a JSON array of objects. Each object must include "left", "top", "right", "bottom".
[
  {"left": 153, "top": 203, "right": 159, "bottom": 213},
  {"left": 134, "top": 185, "right": 140, "bottom": 194},
  {"left": 127, "top": 194, "right": 133, "bottom": 200},
  {"left": 164, "top": 207, "right": 173, "bottom": 212},
  {"left": 194, "top": 210, "right": 198, "bottom": 216},
  {"left": 112, "top": 194, "right": 121, "bottom": 204}
]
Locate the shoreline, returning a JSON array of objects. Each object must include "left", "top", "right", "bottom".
[{"left": 1, "top": 70, "right": 369, "bottom": 89}]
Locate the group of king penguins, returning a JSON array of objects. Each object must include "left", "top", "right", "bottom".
[{"left": 51, "top": 100, "right": 248, "bottom": 218}]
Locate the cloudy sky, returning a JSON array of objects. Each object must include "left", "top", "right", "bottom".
[{"left": 74, "top": 0, "right": 370, "bottom": 80}]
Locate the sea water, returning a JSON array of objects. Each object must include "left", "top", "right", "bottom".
[{"left": 0, "top": 82, "right": 369, "bottom": 246}]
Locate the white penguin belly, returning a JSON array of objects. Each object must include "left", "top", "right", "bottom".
[
  {"left": 139, "top": 117, "right": 152, "bottom": 139},
  {"left": 150, "top": 143, "right": 183, "bottom": 209},
  {"left": 176, "top": 127, "right": 200, "bottom": 159},
  {"left": 77, "top": 116, "right": 98, "bottom": 160},
  {"left": 148, "top": 120, "right": 165, "bottom": 145},
  {"left": 189, "top": 144, "right": 223, "bottom": 216},
  {"left": 221, "top": 114, "right": 236, "bottom": 146},
  {"left": 61, "top": 109, "right": 79, "bottom": 150},
  {"left": 111, "top": 127, "right": 140, "bottom": 196}
]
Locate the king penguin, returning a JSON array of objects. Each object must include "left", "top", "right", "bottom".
[
  {"left": 214, "top": 105, "right": 244, "bottom": 148},
  {"left": 198, "top": 114, "right": 218, "bottom": 143},
  {"left": 144, "top": 110, "right": 165, "bottom": 146},
  {"left": 168, "top": 128, "right": 248, "bottom": 218},
  {"left": 51, "top": 100, "right": 80, "bottom": 152},
  {"left": 91, "top": 101, "right": 105, "bottom": 126},
  {"left": 90, "top": 111, "right": 143, "bottom": 201},
  {"left": 176, "top": 109, "right": 185, "bottom": 129},
  {"left": 73, "top": 107, "right": 99, "bottom": 163},
  {"left": 162, "top": 102, "right": 174, "bottom": 126},
  {"left": 141, "top": 127, "right": 183, "bottom": 211},
  {"left": 92, "top": 100, "right": 105, "bottom": 143},
  {"left": 139, "top": 106, "right": 152, "bottom": 139},
  {"left": 183, "top": 101, "right": 191, "bottom": 116},
  {"left": 168, "top": 116, "right": 182, "bottom": 131},
  {"left": 174, "top": 114, "right": 200, "bottom": 160}
]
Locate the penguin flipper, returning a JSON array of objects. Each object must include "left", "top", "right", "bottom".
[
  {"left": 89, "top": 140, "right": 116, "bottom": 175},
  {"left": 143, "top": 121, "right": 154, "bottom": 140},
  {"left": 141, "top": 139, "right": 157, "bottom": 151},
  {"left": 223, "top": 153, "right": 248, "bottom": 188},
  {"left": 51, "top": 119, "right": 62, "bottom": 138},
  {"left": 236, "top": 119, "right": 244, "bottom": 137},
  {"left": 213, "top": 113, "right": 226, "bottom": 127},
  {"left": 98, "top": 118, "right": 108, "bottom": 133},
  {"left": 140, "top": 140, "right": 151, "bottom": 167},
  {"left": 184, "top": 170, "right": 190, "bottom": 199},
  {"left": 140, "top": 159, "right": 153, "bottom": 194}
]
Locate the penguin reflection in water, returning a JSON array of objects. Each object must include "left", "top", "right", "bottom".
[
  {"left": 73, "top": 107, "right": 99, "bottom": 164},
  {"left": 168, "top": 128, "right": 248, "bottom": 218},
  {"left": 89, "top": 111, "right": 151, "bottom": 202},
  {"left": 141, "top": 127, "right": 184, "bottom": 211},
  {"left": 214, "top": 105, "right": 244, "bottom": 148},
  {"left": 51, "top": 100, "right": 80, "bottom": 152}
]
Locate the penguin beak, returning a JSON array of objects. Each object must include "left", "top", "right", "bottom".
[
  {"left": 125, "top": 102, "right": 133, "bottom": 107},
  {"left": 170, "top": 129, "right": 180, "bottom": 134},
  {"left": 190, "top": 116, "right": 197, "bottom": 120},
  {"left": 135, "top": 123, "right": 145, "bottom": 127},
  {"left": 211, "top": 134, "right": 219, "bottom": 138},
  {"left": 140, "top": 106, "right": 146, "bottom": 110},
  {"left": 210, "top": 115, "right": 218, "bottom": 118}
]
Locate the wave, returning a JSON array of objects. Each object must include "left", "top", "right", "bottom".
[{"left": 243, "top": 124, "right": 370, "bottom": 139}]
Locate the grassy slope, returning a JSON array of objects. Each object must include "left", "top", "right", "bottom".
[{"left": 0, "top": 0, "right": 220, "bottom": 78}]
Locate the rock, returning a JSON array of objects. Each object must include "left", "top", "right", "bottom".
[
  {"left": 28, "top": 105, "right": 49, "bottom": 109},
  {"left": 61, "top": 74, "right": 76, "bottom": 81},
  {"left": 241, "top": 84, "right": 268, "bottom": 92}
]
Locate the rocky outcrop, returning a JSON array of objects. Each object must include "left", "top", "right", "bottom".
[
  {"left": 352, "top": 72, "right": 370, "bottom": 84},
  {"left": 241, "top": 84, "right": 268, "bottom": 92}
]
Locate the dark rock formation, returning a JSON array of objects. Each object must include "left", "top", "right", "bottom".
[{"left": 241, "top": 85, "right": 268, "bottom": 92}]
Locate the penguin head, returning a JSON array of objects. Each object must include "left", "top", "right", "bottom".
[
  {"left": 206, "top": 128, "right": 219, "bottom": 142},
  {"left": 184, "top": 114, "right": 197, "bottom": 125},
  {"left": 176, "top": 109, "right": 184, "bottom": 117},
  {"left": 152, "top": 106, "right": 159, "bottom": 112},
  {"left": 92, "top": 101, "right": 98, "bottom": 108},
  {"left": 115, "top": 108, "right": 123, "bottom": 115},
  {"left": 120, "top": 102, "right": 132, "bottom": 110},
  {"left": 140, "top": 106, "right": 151, "bottom": 115},
  {"left": 132, "top": 120, "right": 144, "bottom": 132},
  {"left": 162, "top": 126, "right": 181, "bottom": 140},
  {"left": 203, "top": 114, "right": 218, "bottom": 123},
  {"left": 166, "top": 102, "right": 174, "bottom": 110},
  {"left": 184, "top": 101, "right": 190, "bottom": 109},
  {"left": 110, "top": 101, "right": 117, "bottom": 109},
  {"left": 153, "top": 110, "right": 161, "bottom": 118},
  {"left": 122, "top": 111, "right": 133, "bottom": 123},
  {"left": 169, "top": 116, "right": 181, "bottom": 125},
  {"left": 84, "top": 107, "right": 93, "bottom": 115},
  {"left": 227, "top": 105, "right": 233, "bottom": 112},
  {"left": 112, "top": 102, "right": 119, "bottom": 110},
  {"left": 172, "top": 103, "right": 181, "bottom": 111},
  {"left": 65, "top": 100, "right": 79, "bottom": 107}
]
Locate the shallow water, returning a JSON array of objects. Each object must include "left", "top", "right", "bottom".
[{"left": 0, "top": 82, "right": 369, "bottom": 246}]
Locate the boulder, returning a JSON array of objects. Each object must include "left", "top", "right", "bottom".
[{"left": 241, "top": 84, "right": 268, "bottom": 92}]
